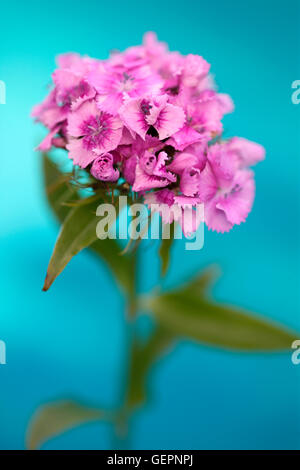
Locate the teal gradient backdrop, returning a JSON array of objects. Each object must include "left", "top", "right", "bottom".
[{"left": 0, "top": 0, "right": 299, "bottom": 449}]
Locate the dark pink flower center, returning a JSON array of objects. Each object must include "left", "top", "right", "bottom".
[
  {"left": 140, "top": 99, "right": 152, "bottom": 115},
  {"left": 224, "top": 183, "right": 242, "bottom": 198},
  {"left": 141, "top": 153, "right": 156, "bottom": 174},
  {"left": 156, "top": 189, "right": 175, "bottom": 206},
  {"left": 81, "top": 113, "right": 110, "bottom": 150},
  {"left": 59, "top": 81, "right": 90, "bottom": 108},
  {"left": 122, "top": 72, "right": 133, "bottom": 83}
]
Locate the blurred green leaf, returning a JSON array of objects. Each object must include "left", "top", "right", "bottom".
[
  {"left": 127, "top": 325, "right": 174, "bottom": 408},
  {"left": 184, "top": 266, "right": 220, "bottom": 294},
  {"left": 145, "top": 274, "right": 296, "bottom": 351},
  {"left": 26, "top": 400, "right": 103, "bottom": 450},
  {"left": 90, "top": 238, "right": 135, "bottom": 297}
]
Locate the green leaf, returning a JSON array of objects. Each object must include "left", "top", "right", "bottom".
[
  {"left": 42, "top": 154, "right": 135, "bottom": 296},
  {"left": 43, "top": 197, "right": 109, "bottom": 291},
  {"left": 26, "top": 400, "right": 103, "bottom": 450},
  {"left": 43, "top": 154, "right": 77, "bottom": 223},
  {"left": 145, "top": 274, "right": 297, "bottom": 351},
  {"left": 126, "top": 325, "right": 174, "bottom": 408}
]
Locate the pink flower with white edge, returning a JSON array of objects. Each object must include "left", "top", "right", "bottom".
[
  {"left": 170, "top": 90, "right": 234, "bottom": 151},
  {"left": 227, "top": 137, "right": 265, "bottom": 167},
  {"left": 204, "top": 169, "right": 255, "bottom": 233},
  {"left": 67, "top": 100, "right": 123, "bottom": 168},
  {"left": 197, "top": 144, "right": 255, "bottom": 232},
  {"left": 32, "top": 33, "right": 265, "bottom": 234},
  {"left": 120, "top": 94, "right": 185, "bottom": 140},
  {"left": 53, "top": 69, "right": 95, "bottom": 112},
  {"left": 32, "top": 54, "right": 97, "bottom": 150},
  {"left": 88, "top": 64, "right": 163, "bottom": 115},
  {"left": 167, "top": 143, "right": 207, "bottom": 175},
  {"left": 132, "top": 151, "right": 176, "bottom": 192}
]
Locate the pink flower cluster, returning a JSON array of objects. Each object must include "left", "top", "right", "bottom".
[{"left": 32, "top": 33, "right": 265, "bottom": 233}]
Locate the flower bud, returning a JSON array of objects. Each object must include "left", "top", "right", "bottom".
[{"left": 91, "top": 153, "right": 120, "bottom": 182}]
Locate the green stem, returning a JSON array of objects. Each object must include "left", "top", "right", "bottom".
[{"left": 112, "top": 246, "right": 139, "bottom": 450}]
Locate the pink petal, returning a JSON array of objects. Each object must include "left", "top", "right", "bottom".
[
  {"left": 71, "top": 87, "right": 96, "bottom": 111},
  {"left": 152, "top": 152, "right": 176, "bottom": 182},
  {"left": 216, "top": 170, "right": 255, "bottom": 225},
  {"left": 92, "top": 117, "right": 123, "bottom": 155},
  {"left": 180, "top": 167, "right": 201, "bottom": 196},
  {"left": 144, "top": 191, "right": 181, "bottom": 225},
  {"left": 155, "top": 103, "right": 185, "bottom": 140},
  {"left": 96, "top": 93, "right": 123, "bottom": 115},
  {"left": 36, "top": 126, "right": 60, "bottom": 151},
  {"left": 123, "top": 155, "right": 138, "bottom": 185},
  {"left": 119, "top": 127, "right": 135, "bottom": 145},
  {"left": 119, "top": 99, "right": 147, "bottom": 139},
  {"left": 228, "top": 137, "right": 266, "bottom": 167},
  {"left": 66, "top": 139, "right": 97, "bottom": 167},
  {"left": 217, "top": 93, "right": 234, "bottom": 114},
  {"left": 174, "top": 195, "right": 202, "bottom": 206},
  {"left": 208, "top": 143, "right": 239, "bottom": 189},
  {"left": 170, "top": 125, "right": 203, "bottom": 151},
  {"left": 179, "top": 205, "right": 203, "bottom": 236},
  {"left": 168, "top": 151, "right": 202, "bottom": 174},
  {"left": 67, "top": 100, "right": 98, "bottom": 137},
  {"left": 204, "top": 198, "right": 233, "bottom": 233},
  {"left": 52, "top": 69, "right": 79, "bottom": 90},
  {"left": 132, "top": 163, "right": 171, "bottom": 192},
  {"left": 197, "top": 163, "right": 218, "bottom": 202}
]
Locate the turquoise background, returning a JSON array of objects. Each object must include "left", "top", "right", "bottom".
[{"left": 0, "top": 0, "right": 299, "bottom": 449}]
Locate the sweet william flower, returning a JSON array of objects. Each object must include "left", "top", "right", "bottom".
[
  {"left": 119, "top": 94, "right": 185, "bottom": 141},
  {"left": 133, "top": 151, "right": 176, "bottom": 192},
  {"left": 88, "top": 64, "right": 163, "bottom": 115},
  {"left": 169, "top": 90, "right": 233, "bottom": 150},
  {"left": 67, "top": 100, "right": 123, "bottom": 167},
  {"left": 204, "top": 169, "right": 255, "bottom": 233},
  {"left": 33, "top": 33, "right": 265, "bottom": 233},
  {"left": 197, "top": 143, "right": 256, "bottom": 232},
  {"left": 53, "top": 69, "right": 95, "bottom": 112}
]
